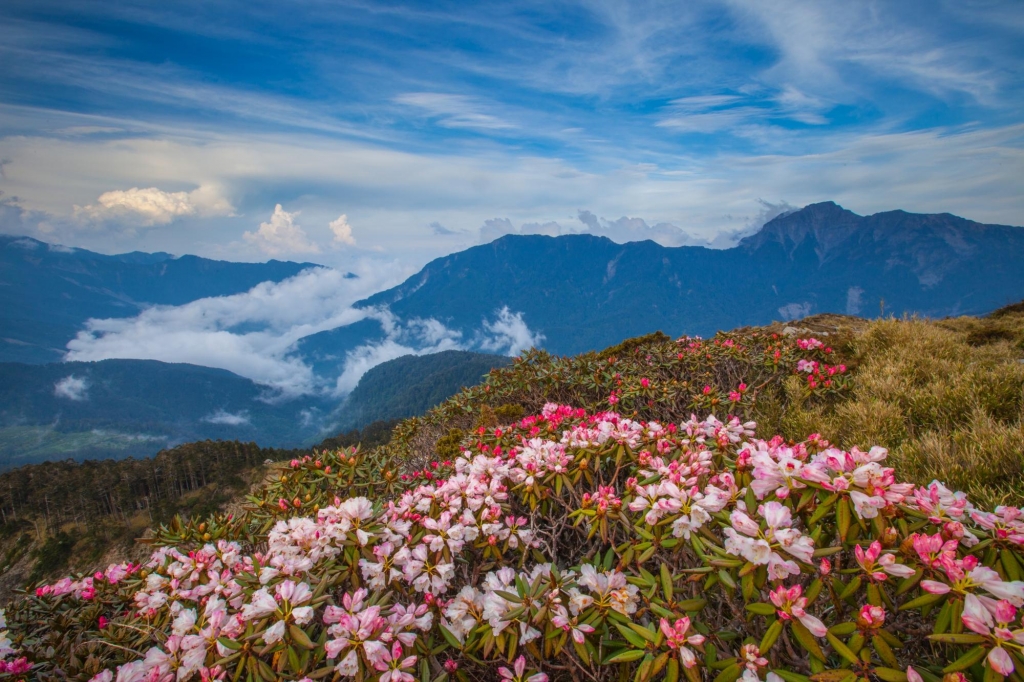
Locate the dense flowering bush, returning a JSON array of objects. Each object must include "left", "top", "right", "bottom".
[
  {"left": 5, "top": 400, "right": 1024, "bottom": 682},
  {"left": 3, "top": 338, "right": 1023, "bottom": 682}
]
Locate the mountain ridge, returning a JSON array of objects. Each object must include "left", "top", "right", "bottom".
[{"left": 349, "top": 203, "right": 1024, "bottom": 356}]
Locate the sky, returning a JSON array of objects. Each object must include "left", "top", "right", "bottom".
[{"left": 1, "top": 0, "right": 1023, "bottom": 273}]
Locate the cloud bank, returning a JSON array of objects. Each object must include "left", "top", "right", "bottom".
[
  {"left": 64, "top": 265, "right": 398, "bottom": 397},
  {"left": 62, "top": 263, "right": 543, "bottom": 399}
]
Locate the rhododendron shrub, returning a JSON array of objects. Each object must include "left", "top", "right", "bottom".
[{"left": 6, "top": 398, "right": 1024, "bottom": 681}]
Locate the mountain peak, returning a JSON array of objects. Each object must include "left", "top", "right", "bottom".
[{"left": 740, "top": 201, "right": 862, "bottom": 254}]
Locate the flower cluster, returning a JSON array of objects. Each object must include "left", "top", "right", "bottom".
[{"left": 9, "top": 400, "right": 1024, "bottom": 682}]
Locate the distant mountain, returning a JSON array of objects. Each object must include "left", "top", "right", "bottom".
[
  {"left": 354, "top": 202, "right": 1024, "bottom": 355},
  {"left": 0, "top": 359, "right": 333, "bottom": 470},
  {"left": 0, "top": 350, "right": 512, "bottom": 468},
  {"left": 0, "top": 235, "right": 319, "bottom": 364},
  {"left": 335, "top": 350, "right": 512, "bottom": 430}
]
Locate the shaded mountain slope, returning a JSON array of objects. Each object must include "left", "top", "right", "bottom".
[{"left": 0, "top": 236, "right": 318, "bottom": 363}]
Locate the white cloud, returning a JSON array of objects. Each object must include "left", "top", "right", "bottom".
[
  {"left": 203, "top": 409, "right": 250, "bottom": 425},
  {"left": 479, "top": 212, "right": 711, "bottom": 248},
  {"left": 54, "top": 375, "right": 88, "bottom": 401},
  {"left": 478, "top": 307, "right": 544, "bottom": 356},
  {"left": 243, "top": 204, "right": 321, "bottom": 256},
  {"left": 846, "top": 286, "right": 864, "bottom": 316},
  {"left": 332, "top": 307, "right": 542, "bottom": 395},
  {"left": 583, "top": 213, "right": 705, "bottom": 247},
  {"left": 73, "top": 185, "right": 234, "bottom": 227},
  {"left": 778, "top": 302, "right": 812, "bottom": 321},
  {"left": 395, "top": 93, "right": 517, "bottom": 131},
  {"left": 332, "top": 311, "right": 464, "bottom": 394},
  {"left": 64, "top": 264, "right": 403, "bottom": 397},
  {"left": 429, "top": 221, "right": 462, "bottom": 236},
  {"left": 329, "top": 213, "right": 356, "bottom": 246},
  {"left": 2, "top": 110, "right": 1022, "bottom": 260}
]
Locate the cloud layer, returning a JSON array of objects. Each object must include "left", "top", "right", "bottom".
[
  {"left": 62, "top": 263, "right": 544, "bottom": 398},
  {"left": 64, "top": 265, "right": 397, "bottom": 396}
]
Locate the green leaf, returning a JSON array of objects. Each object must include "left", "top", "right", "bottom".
[
  {"left": 745, "top": 603, "right": 777, "bottom": 616},
  {"left": 828, "top": 622, "right": 857, "bottom": 637},
  {"left": 899, "top": 592, "right": 946, "bottom": 611},
  {"left": 438, "top": 623, "right": 464, "bottom": 650},
  {"left": 289, "top": 624, "right": 316, "bottom": 650},
  {"left": 712, "top": 664, "right": 743, "bottom": 682},
  {"left": 825, "top": 632, "right": 858, "bottom": 664},
  {"left": 217, "top": 637, "right": 242, "bottom": 651},
  {"left": 809, "top": 672, "right": 856, "bottom": 682},
  {"left": 771, "top": 670, "right": 813, "bottom": 682},
  {"left": 614, "top": 623, "right": 650, "bottom": 648},
  {"left": 942, "top": 645, "right": 988, "bottom": 673},
  {"left": 1002, "top": 550, "right": 1023, "bottom": 582},
  {"left": 791, "top": 620, "right": 826, "bottom": 661},
  {"left": 838, "top": 575, "right": 861, "bottom": 601},
  {"left": 660, "top": 563, "right": 674, "bottom": 602},
  {"left": 872, "top": 635, "right": 899, "bottom": 668},
  {"left": 837, "top": 498, "right": 851, "bottom": 541},
  {"left": 626, "top": 622, "right": 658, "bottom": 643},
  {"left": 808, "top": 495, "right": 838, "bottom": 526},
  {"left": 605, "top": 649, "right": 647, "bottom": 664},
  {"left": 873, "top": 669, "right": 908, "bottom": 682},
  {"left": 760, "top": 620, "right": 784, "bottom": 653},
  {"left": 676, "top": 598, "right": 707, "bottom": 612},
  {"left": 665, "top": 658, "right": 679, "bottom": 682}
]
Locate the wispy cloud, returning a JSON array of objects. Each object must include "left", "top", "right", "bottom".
[
  {"left": 394, "top": 93, "right": 517, "bottom": 131},
  {"left": 202, "top": 409, "right": 250, "bottom": 426}
]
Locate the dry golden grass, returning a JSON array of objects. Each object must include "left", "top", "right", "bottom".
[{"left": 783, "top": 310, "right": 1024, "bottom": 507}]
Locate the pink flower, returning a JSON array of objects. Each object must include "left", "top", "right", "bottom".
[
  {"left": 857, "top": 604, "right": 886, "bottom": 630},
  {"left": 659, "top": 617, "right": 705, "bottom": 668},
  {"left": 961, "top": 594, "right": 1018, "bottom": 674},
  {"left": 374, "top": 642, "right": 417, "bottom": 682},
  {"left": 854, "top": 541, "right": 916, "bottom": 581},
  {"left": 498, "top": 656, "right": 547, "bottom": 682},
  {"left": 768, "top": 585, "right": 827, "bottom": 637}
]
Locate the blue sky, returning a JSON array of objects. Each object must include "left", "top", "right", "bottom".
[{"left": 1, "top": 0, "right": 1023, "bottom": 270}]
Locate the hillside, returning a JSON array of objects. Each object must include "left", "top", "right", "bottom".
[
  {"left": 2, "top": 303, "right": 1023, "bottom": 680},
  {"left": 0, "top": 235, "right": 319, "bottom": 364},
  {"left": 0, "top": 359, "right": 334, "bottom": 469},
  {"left": 333, "top": 350, "right": 513, "bottom": 430}
]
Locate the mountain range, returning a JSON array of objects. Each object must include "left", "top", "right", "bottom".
[
  {"left": 357, "top": 202, "right": 1024, "bottom": 355},
  {"left": 1, "top": 201, "right": 1022, "bottom": 465}
]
